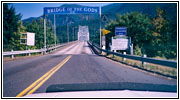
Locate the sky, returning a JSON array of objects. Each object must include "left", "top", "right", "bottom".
[{"left": 11, "top": 3, "right": 111, "bottom": 20}]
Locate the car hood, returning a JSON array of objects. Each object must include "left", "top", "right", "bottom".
[
  {"left": 23, "top": 82, "right": 177, "bottom": 98},
  {"left": 24, "top": 90, "right": 177, "bottom": 98}
]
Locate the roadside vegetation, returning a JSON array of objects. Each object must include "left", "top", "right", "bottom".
[
  {"left": 105, "top": 7, "right": 177, "bottom": 59},
  {"left": 3, "top": 4, "right": 58, "bottom": 51},
  {"left": 101, "top": 53, "right": 177, "bottom": 79},
  {"left": 102, "top": 4, "right": 177, "bottom": 78}
]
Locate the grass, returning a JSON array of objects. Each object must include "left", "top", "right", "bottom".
[
  {"left": 102, "top": 53, "right": 177, "bottom": 79},
  {"left": 152, "top": 56, "right": 177, "bottom": 61}
]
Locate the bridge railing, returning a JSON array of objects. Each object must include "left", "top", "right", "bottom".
[
  {"left": 3, "top": 41, "right": 77, "bottom": 59},
  {"left": 88, "top": 41, "right": 177, "bottom": 68}
]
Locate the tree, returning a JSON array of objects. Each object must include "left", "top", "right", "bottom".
[
  {"left": 150, "top": 7, "right": 177, "bottom": 58},
  {"left": 3, "top": 3, "right": 22, "bottom": 51},
  {"left": 25, "top": 19, "right": 44, "bottom": 49},
  {"left": 105, "top": 12, "right": 152, "bottom": 55},
  {"left": 10, "top": 21, "right": 26, "bottom": 50},
  {"left": 25, "top": 18, "right": 56, "bottom": 49},
  {"left": 105, "top": 8, "right": 177, "bottom": 59}
]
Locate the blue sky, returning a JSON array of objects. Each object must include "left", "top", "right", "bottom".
[{"left": 12, "top": 3, "right": 111, "bottom": 20}]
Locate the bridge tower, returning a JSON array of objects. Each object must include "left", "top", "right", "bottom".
[{"left": 78, "top": 25, "right": 89, "bottom": 41}]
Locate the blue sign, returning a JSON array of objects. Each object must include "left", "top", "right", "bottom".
[
  {"left": 115, "top": 27, "right": 127, "bottom": 36},
  {"left": 44, "top": 7, "right": 99, "bottom": 15}
]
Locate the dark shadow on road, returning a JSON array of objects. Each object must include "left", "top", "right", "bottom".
[{"left": 46, "top": 82, "right": 177, "bottom": 93}]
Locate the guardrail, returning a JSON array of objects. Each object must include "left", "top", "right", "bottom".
[
  {"left": 3, "top": 41, "right": 77, "bottom": 59},
  {"left": 88, "top": 41, "right": 177, "bottom": 68}
]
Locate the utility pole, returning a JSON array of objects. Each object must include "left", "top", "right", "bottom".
[
  {"left": 99, "top": 6, "right": 102, "bottom": 48},
  {"left": 44, "top": 14, "right": 46, "bottom": 54},
  {"left": 72, "top": 27, "right": 74, "bottom": 41},
  {"left": 67, "top": 24, "right": 69, "bottom": 43},
  {"left": 54, "top": 14, "right": 56, "bottom": 47},
  {"left": 66, "top": 16, "right": 69, "bottom": 43},
  {"left": 74, "top": 26, "right": 77, "bottom": 41}
]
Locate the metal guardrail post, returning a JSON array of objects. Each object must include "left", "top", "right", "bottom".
[
  {"left": 28, "top": 48, "right": 31, "bottom": 56},
  {"left": 11, "top": 49, "right": 14, "bottom": 59},
  {"left": 41, "top": 48, "right": 44, "bottom": 55},
  {"left": 142, "top": 54, "right": 147, "bottom": 67}
]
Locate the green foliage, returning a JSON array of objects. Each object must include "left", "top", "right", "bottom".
[
  {"left": 25, "top": 19, "right": 44, "bottom": 49},
  {"left": 149, "top": 7, "right": 177, "bottom": 58},
  {"left": 134, "top": 45, "right": 142, "bottom": 56},
  {"left": 25, "top": 18, "right": 57, "bottom": 49},
  {"left": 11, "top": 21, "right": 26, "bottom": 50},
  {"left": 106, "top": 12, "right": 152, "bottom": 54},
  {"left": 3, "top": 3, "right": 22, "bottom": 51},
  {"left": 3, "top": 3, "right": 56, "bottom": 51},
  {"left": 105, "top": 8, "right": 177, "bottom": 59}
]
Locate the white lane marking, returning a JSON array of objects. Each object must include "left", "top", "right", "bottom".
[
  {"left": 53, "top": 43, "right": 78, "bottom": 55},
  {"left": 65, "top": 42, "right": 82, "bottom": 54},
  {"left": 52, "top": 41, "right": 93, "bottom": 55},
  {"left": 75, "top": 42, "right": 84, "bottom": 54}
]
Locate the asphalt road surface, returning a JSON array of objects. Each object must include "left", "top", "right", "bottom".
[{"left": 3, "top": 41, "right": 177, "bottom": 97}]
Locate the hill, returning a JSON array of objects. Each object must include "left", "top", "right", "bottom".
[
  {"left": 22, "top": 4, "right": 88, "bottom": 24},
  {"left": 102, "top": 3, "right": 177, "bottom": 20},
  {"left": 23, "top": 3, "right": 177, "bottom": 25}
]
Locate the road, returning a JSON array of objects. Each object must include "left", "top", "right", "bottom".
[{"left": 3, "top": 41, "right": 177, "bottom": 97}]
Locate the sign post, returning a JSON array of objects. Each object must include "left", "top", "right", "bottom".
[
  {"left": 101, "top": 14, "right": 109, "bottom": 50},
  {"left": 102, "top": 36, "right": 106, "bottom": 49},
  {"left": 102, "top": 29, "right": 110, "bottom": 49}
]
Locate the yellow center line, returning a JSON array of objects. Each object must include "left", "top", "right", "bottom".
[
  {"left": 16, "top": 55, "right": 72, "bottom": 97},
  {"left": 26, "top": 55, "right": 72, "bottom": 95},
  {"left": 16, "top": 64, "right": 60, "bottom": 97}
]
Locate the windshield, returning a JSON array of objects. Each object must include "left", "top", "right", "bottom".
[{"left": 3, "top": 2, "right": 177, "bottom": 98}]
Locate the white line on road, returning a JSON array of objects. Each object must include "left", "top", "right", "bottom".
[{"left": 53, "top": 42, "right": 92, "bottom": 55}]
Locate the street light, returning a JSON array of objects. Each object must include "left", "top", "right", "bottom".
[
  {"left": 54, "top": 14, "right": 56, "bottom": 48},
  {"left": 66, "top": 16, "right": 69, "bottom": 43},
  {"left": 72, "top": 27, "right": 74, "bottom": 41},
  {"left": 66, "top": 18, "right": 74, "bottom": 43},
  {"left": 72, "top": 26, "right": 78, "bottom": 41}
]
